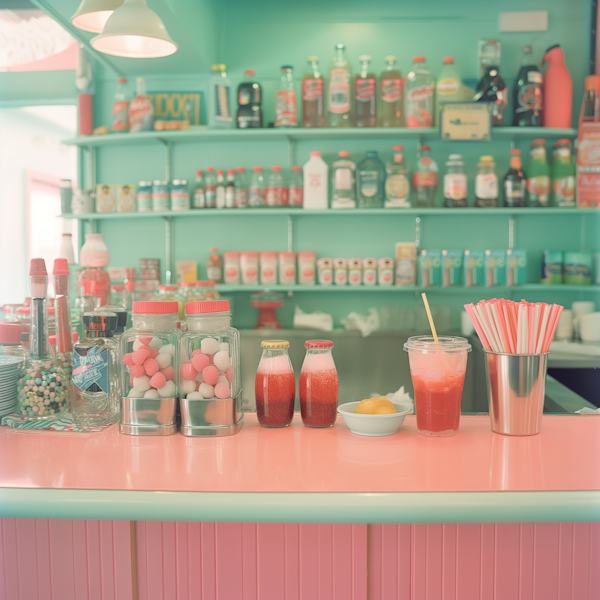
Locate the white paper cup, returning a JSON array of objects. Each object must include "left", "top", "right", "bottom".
[{"left": 555, "top": 309, "right": 573, "bottom": 341}]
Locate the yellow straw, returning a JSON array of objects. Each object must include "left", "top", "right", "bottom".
[{"left": 421, "top": 292, "right": 439, "bottom": 345}]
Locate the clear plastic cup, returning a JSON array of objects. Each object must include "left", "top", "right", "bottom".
[{"left": 403, "top": 336, "right": 471, "bottom": 437}]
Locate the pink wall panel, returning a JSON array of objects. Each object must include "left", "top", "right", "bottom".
[
  {"left": 135, "top": 522, "right": 368, "bottom": 600},
  {"left": 370, "top": 523, "right": 600, "bottom": 600},
  {"left": 0, "top": 519, "right": 133, "bottom": 600}
]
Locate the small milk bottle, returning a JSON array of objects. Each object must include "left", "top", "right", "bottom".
[{"left": 303, "top": 151, "right": 329, "bottom": 209}]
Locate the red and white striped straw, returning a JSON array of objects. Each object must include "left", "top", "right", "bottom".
[{"left": 464, "top": 299, "right": 564, "bottom": 355}]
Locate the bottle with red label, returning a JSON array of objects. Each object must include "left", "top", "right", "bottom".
[
  {"left": 266, "top": 166, "right": 284, "bottom": 207},
  {"left": 302, "top": 56, "right": 325, "bottom": 128},
  {"left": 129, "top": 77, "right": 154, "bottom": 133},
  {"left": 404, "top": 56, "right": 434, "bottom": 128},
  {"left": 355, "top": 55, "right": 377, "bottom": 127},
  {"left": 275, "top": 66, "right": 298, "bottom": 128},
  {"left": 112, "top": 77, "right": 129, "bottom": 132},
  {"left": 512, "top": 46, "right": 543, "bottom": 127},
  {"left": 379, "top": 55, "right": 402, "bottom": 127},
  {"left": 288, "top": 166, "right": 303, "bottom": 206},
  {"left": 413, "top": 145, "right": 438, "bottom": 207},
  {"left": 327, "top": 43, "right": 353, "bottom": 127}
]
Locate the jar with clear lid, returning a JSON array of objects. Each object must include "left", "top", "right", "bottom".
[
  {"left": 119, "top": 301, "right": 180, "bottom": 436},
  {"left": 154, "top": 285, "right": 185, "bottom": 320},
  {"left": 179, "top": 300, "right": 242, "bottom": 436},
  {"left": 255, "top": 340, "right": 295, "bottom": 428},
  {"left": 299, "top": 339, "right": 338, "bottom": 428},
  {"left": 0, "top": 322, "right": 29, "bottom": 375}
]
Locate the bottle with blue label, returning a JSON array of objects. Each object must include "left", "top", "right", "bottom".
[
  {"left": 71, "top": 312, "right": 119, "bottom": 426},
  {"left": 208, "top": 64, "right": 233, "bottom": 129}
]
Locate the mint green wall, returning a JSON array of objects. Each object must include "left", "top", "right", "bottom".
[{"left": 87, "top": 0, "right": 597, "bottom": 329}]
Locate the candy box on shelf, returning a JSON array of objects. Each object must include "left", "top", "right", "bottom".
[
  {"left": 95, "top": 184, "right": 115, "bottom": 212},
  {"left": 506, "top": 249, "right": 527, "bottom": 286},
  {"left": 463, "top": 249, "right": 484, "bottom": 287},
  {"left": 419, "top": 250, "right": 441, "bottom": 287},
  {"left": 116, "top": 184, "right": 136, "bottom": 212},
  {"left": 441, "top": 250, "right": 462, "bottom": 287},
  {"left": 484, "top": 249, "right": 506, "bottom": 287}
]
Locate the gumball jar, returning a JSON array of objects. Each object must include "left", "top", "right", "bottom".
[
  {"left": 119, "top": 301, "right": 180, "bottom": 436},
  {"left": 179, "top": 300, "right": 243, "bottom": 437}
]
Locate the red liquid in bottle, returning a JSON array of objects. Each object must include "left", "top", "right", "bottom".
[
  {"left": 255, "top": 370, "right": 295, "bottom": 427},
  {"left": 299, "top": 368, "right": 338, "bottom": 427}
]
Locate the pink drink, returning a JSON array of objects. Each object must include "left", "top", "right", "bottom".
[
  {"left": 299, "top": 343, "right": 338, "bottom": 428},
  {"left": 255, "top": 354, "right": 295, "bottom": 428}
]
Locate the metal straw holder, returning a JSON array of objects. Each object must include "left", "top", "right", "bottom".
[
  {"left": 119, "top": 397, "right": 178, "bottom": 436},
  {"left": 180, "top": 390, "right": 243, "bottom": 437},
  {"left": 483, "top": 351, "right": 548, "bottom": 436}
]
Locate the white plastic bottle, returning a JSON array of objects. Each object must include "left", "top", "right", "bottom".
[
  {"left": 303, "top": 151, "right": 329, "bottom": 209},
  {"left": 208, "top": 64, "right": 233, "bottom": 129}
]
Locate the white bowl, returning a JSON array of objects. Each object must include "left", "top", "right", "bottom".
[{"left": 337, "top": 401, "right": 412, "bottom": 437}]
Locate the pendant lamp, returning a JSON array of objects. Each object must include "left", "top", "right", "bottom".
[
  {"left": 71, "top": 0, "right": 123, "bottom": 33},
  {"left": 91, "top": 0, "right": 178, "bottom": 59}
]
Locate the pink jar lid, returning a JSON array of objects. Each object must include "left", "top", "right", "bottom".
[
  {"left": 271, "top": 166, "right": 282, "bottom": 171},
  {"left": 159, "top": 285, "right": 178, "bottom": 291},
  {"left": 305, "top": 339, "right": 333, "bottom": 348},
  {"left": 241, "top": 251, "right": 258, "bottom": 257},
  {"left": 298, "top": 252, "right": 316, "bottom": 258},
  {"left": 52, "top": 258, "right": 69, "bottom": 275},
  {"left": 186, "top": 300, "right": 230, "bottom": 315},
  {"left": 180, "top": 281, "right": 196, "bottom": 287},
  {"left": 132, "top": 301, "right": 179, "bottom": 314},
  {"left": 260, "top": 252, "right": 277, "bottom": 257},
  {"left": 223, "top": 251, "right": 240, "bottom": 257},
  {"left": 16, "top": 307, "right": 55, "bottom": 315},
  {"left": 279, "top": 251, "right": 296, "bottom": 257},
  {"left": 0, "top": 323, "right": 21, "bottom": 344}
]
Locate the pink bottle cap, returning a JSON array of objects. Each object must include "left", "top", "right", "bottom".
[{"left": 186, "top": 300, "right": 230, "bottom": 315}]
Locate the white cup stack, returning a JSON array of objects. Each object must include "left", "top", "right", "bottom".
[
  {"left": 578, "top": 312, "right": 600, "bottom": 345},
  {"left": 555, "top": 309, "right": 573, "bottom": 341},
  {"left": 571, "top": 301, "right": 596, "bottom": 341}
]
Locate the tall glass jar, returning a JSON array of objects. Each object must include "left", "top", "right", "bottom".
[
  {"left": 255, "top": 340, "right": 295, "bottom": 428},
  {"left": 299, "top": 339, "right": 339, "bottom": 428},
  {"left": 179, "top": 300, "right": 242, "bottom": 436},
  {"left": 119, "top": 301, "right": 180, "bottom": 436}
]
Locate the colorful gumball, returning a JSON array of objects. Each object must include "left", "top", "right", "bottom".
[
  {"left": 181, "top": 363, "right": 198, "bottom": 380},
  {"left": 161, "top": 366, "right": 175, "bottom": 381},
  {"left": 215, "top": 381, "right": 230, "bottom": 399},
  {"left": 150, "top": 372, "right": 166, "bottom": 389},
  {"left": 191, "top": 353, "right": 210, "bottom": 372},
  {"left": 130, "top": 364, "right": 145, "bottom": 378},
  {"left": 144, "top": 358, "right": 159, "bottom": 377},
  {"left": 123, "top": 352, "right": 133, "bottom": 365},
  {"left": 202, "top": 365, "right": 219, "bottom": 386}
]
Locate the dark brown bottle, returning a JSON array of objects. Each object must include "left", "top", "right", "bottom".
[{"left": 503, "top": 149, "right": 526, "bottom": 207}]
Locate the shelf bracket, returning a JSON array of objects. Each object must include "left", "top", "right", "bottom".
[
  {"left": 87, "top": 146, "right": 96, "bottom": 190},
  {"left": 510, "top": 136, "right": 517, "bottom": 151},
  {"left": 159, "top": 140, "right": 172, "bottom": 182},
  {"left": 580, "top": 214, "right": 586, "bottom": 251},
  {"left": 417, "top": 134, "right": 423, "bottom": 156},
  {"left": 508, "top": 215, "right": 515, "bottom": 249},
  {"left": 164, "top": 217, "right": 173, "bottom": 284}
]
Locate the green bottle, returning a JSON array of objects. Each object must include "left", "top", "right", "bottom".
[
  {"left": 551, "top": 139, "right": 576, "bottom": 207},
  {"left": 526, "top": 139, "right": 551, "bottom": 207}
]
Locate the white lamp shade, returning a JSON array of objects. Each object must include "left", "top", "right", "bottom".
[
  {"left": 71, "top": 0, "right": 123, "bottom": 33},
  {"left": 90, "top": 0, "right": 177, "bottom": 58}
]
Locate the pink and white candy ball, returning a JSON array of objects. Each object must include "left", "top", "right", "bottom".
[{"left": 181, "top": 338, "right": 232, "bottom": 400}]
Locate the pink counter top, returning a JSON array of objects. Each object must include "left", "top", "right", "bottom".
[{"left": 1, "top": 414, "right": 599, "bottom": 494}]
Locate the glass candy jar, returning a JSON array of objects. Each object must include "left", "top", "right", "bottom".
[
  {"left": 299, "top": 339, "right": 339, "bottom": 428},
  {"left": 255, "top": 340, "right": 295, "bottom": 428},
  {"left": 120, "top": 301, "right": 180, "bottom": 436},
  {"left": 179, "top": 300, "right": 242, "bottom": 436},
  {"left": 154, "top": 285, "right": 185, "bottom": 320}
]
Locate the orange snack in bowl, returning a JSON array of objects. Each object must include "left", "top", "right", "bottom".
[{"left": 356, "top": 397, "right": 397, "bottom": 415}]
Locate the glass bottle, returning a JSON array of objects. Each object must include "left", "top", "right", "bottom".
[
  {"left": 513, "top": 45, "right": 543, "bottom": 127},
  {"left": 288, "top": 166, "right": 303, "bottom": 207},
  {"left": 112, "top": 77, "right": 129, "bottom": 132},
  {"left": 193, "top": 170, "right": 205, "bottom": 209},
  {"left": 413, "top": 145, "right": 438, "bottom": 207},
  {"left": 302, "top": 56, "right": 325, "bottom": 128},
  {"left": 155, "top": 285, "right": 186, "bottom": 320},
  {"left": 404, "top": 56, "right": 434, "bottom": 128},
  {"left": 234, "top": 167, "right": 248, "bottom": 208},
  {"left": 266, "top": 166, "right": 284, "bottom": 207},
  {"left": 71, "top": 311, "right": 119, "bottom": 426},
  {"left": 579, "top": 74, "right": 600, "bottom": 128},
  {"left": 129, "top": 77, "right": 153, "bottom": 133},
  {"left": 179, "top": 300, "right": 241, "bottom": 436},
  {"left": 331, "top": 150, "right": 357, "bottom": 209},
  {"left": 236, "top": 69, "right": 262, "bottom": 129},
  {"left": 474, "top": 155, "right": 499, "bottom": 207},
  {"left": 216, "top": 170, "right": 225, "bottom": 209},
  {"left": 379, "top": 55, "right": 403, "bottom": 127},
  {"left": 357, "top": 150, "right": 385, "bottom": 208},
  {"left": 474, "top": 41, "right": 508, "bottom": 126},
  {"left": 435, "top": 56, "right": 463, "bottom": 126},
  {"left": 204, "top": 167, "right": 217, "bottom": 208},
  {"left": 327, "top": 43, "right": 353, "bottom": 127},
  {"left": 299, "top": 339, "right": 338, "bottom": 428},
  {"left": 120, "top": 301, "right": 180, "bottom": 436},
  {"left": 526, "top": 139, "right": 551, "bottom": 207},
  {"left": 255, "top": 340, "right": 295, "bottom": 428},
  {"left": 354, "top": 55, "right": 377, "bottom": 127},
  {"left": 443, "top": 154, "right": 468, "bottom": 207},
  {"left": 206, "top": 247, "right": 223, "bottom": 283},
  {"left": 275, "top": 66, "right": 298, "bottom": 128},
  {"left": 208, "top": 64, "right": 233, "bottom": 129},
  {"left": 551, "top": 139, "right": 576, "bottom": 207},
  {"left": 225, "top": 169, "right": 236, "bottom": 208},
  {"left": 249, "top": 166, "right": 266, "bottom": 207},
  {"left": 385, "top": 145, "right": 411, "bottom": 208},
  {"left": 503, "top": 149, "right": 527, "bottom": 207},
  {"left": 76, "top": 233, "right": 111, "bottom": 307}
]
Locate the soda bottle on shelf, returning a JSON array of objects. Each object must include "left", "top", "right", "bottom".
[
  {"left": 443, "top": 154, "right": 468, "bottom": 208},
  {"left": 512, "top": 46, "right": 543, "bottom": 127},
  {"left": 206, "top": 248, "right": 223, "bottom": 283},
  {"left": 302, "top": 56, "right": 325, "bottom": 128},
  {"left": 288, "top": 166, "right": 303, "bottom": 207},
  {"left": 357, "top": 151, "right": 385, "bottom": 208},
  {"left": 474, "top": 155, "right": 499, "bottom": 207},
  {"left": 503, "top": 149, "right": 526, "bottom": 208},
  {"left": 435, "top": 57, "right": 462, "bottom": 127},
  {"left": 526, "top": 140, "right": 551, "bottom": 207},
  {"left": 208, "top": 64, "right": 233, "bottom": 129},
  {"left": 249, "top": 167, "right": 266, "bottom": 207},
  {"left": 234, "top": 167, "right": 248, "bottom": 208},
  {"left": 275, "top": 66, "right": 298, "bottom": 128},
  {"left": 327, "top": 44, "right": 353, "bottom": 127},
  {"left": 216, "top": 170, "right": 225, "bottom": 209},
  {"left": 331, "top": 150, "right": 356, "bottom": 209},
  {"left": 404, "top": 56, "right": 434, "bottom": 128},
  {"left": 112, "top": 77, "right": 129, "bottom": 132},
  {"left": 413, "top": 145, "right": 438, "bottom": 208},
  {"left": 474, "top": 41, "right": 508, "bottom": 126},
  {"left": 266, "top": 166, "right": 284, "bottom": 207},
  {"left": 385, "top": 146, "right": 411, "bottom": 208},
  {"left": 225, "top": 169, "right": 236, "bottom": 208},
  {"left": 379, "top": 55, "right": 403, "bottom": 127},
  {"left": 193, "top": 170, "right": 205, "bottom": 209},
  {"left": 129, "top": 77, "right": 154, "bottom": 133},
  {"left": 237, "top": 69, "right": 262, "bottom": 129},
  {"left": 551, "top": 140, "right": 576, "bottom": 207},
  {"left": 579, "top": 74, "right": 600, "bottom": 128},
  {"left": 542, "top": 44, "right": 572, "bottom": 129},
  {"left": 354, "top": 55, "right": 377, "bottom": 127},
  {"left": 204, "top": 167, "right": 217, "bottom": 208}
]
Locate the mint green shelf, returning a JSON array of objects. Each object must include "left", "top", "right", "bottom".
[
  {"left": 62, "top": 126, "right": 578, "bottom": 148},
  {"left": 63, "top": 207, "right": 593, "bottom": 220}
]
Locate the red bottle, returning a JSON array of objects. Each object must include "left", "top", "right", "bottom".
[{"left": 542, "top": 44, "right": 572, "bottom": 129}]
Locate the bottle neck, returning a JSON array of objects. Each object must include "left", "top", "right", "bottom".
[
  {"left": 385, "top": 60, "right": 395, "bottom": 71},
  {"left": 509, "top": 157, "right": 522, "bottom": 170},
  {"left": 306, "top": 347, "right": 332, "bottom": 356},
  {"left": 136, "top": 81, "right": 146, "bottom": 97},
  {"left": 310, "top": 61, "right": 320, "bottom": 78},
  {"left": 360, "top": 61, "right": 369, "bottom": 78},
  {"left": 261, "top": 347, "right": 290, "bottom": 360}
]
